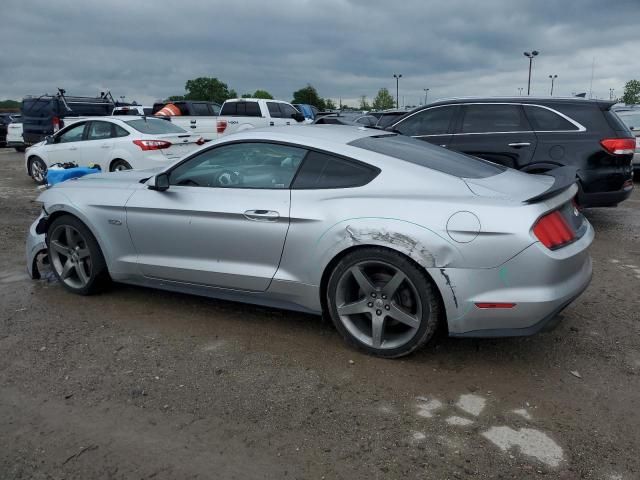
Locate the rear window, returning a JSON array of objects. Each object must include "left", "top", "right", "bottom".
[
  {"left": 125, "top": 118, "right": 187, "bottom": 134},
  {"left": 460, "top": 104, "right": 529, "bottom": 133},
  {"left": 349, "top": 134, "right": 506, "bottom": 179},
  {"left": 617, "top": 112, "right": 640, "bottom": 130},
  {"left": 220, "top": 101, "right": 261, "bottom": 117}
]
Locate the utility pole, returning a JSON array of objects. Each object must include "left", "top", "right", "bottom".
[
  {"left": 423, "top": 88, "right": 429, "bottom": 105},
  {"left": 523, "top": 50, "right": 539, "bottom": 95},
  {"left": 609, "top": 88, "right": 615, "bottom": 100},
  {"left": 549, "top": 75, "right": 557, "bottom": 96},
  {"left": 518, "top": 87, "right": 523, "bottom": 96},
  {"left": 393, "top": 74, "right": 402, "bottom": 109}
]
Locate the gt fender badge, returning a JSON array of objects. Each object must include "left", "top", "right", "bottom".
[{"left": 108, "top": 219, "right": 122, "bottom": 226}]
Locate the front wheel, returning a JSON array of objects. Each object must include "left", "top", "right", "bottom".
[
  {"left": 47, "top": 215, "right": 111, "bottom": 295},
  {"left": 326, "top": 247, "right": 441, "bottom": 358},
  {"left": 29, "top": 156, "right": 47, "bottom": 184}
]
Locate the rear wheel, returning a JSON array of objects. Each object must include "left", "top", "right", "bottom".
[
  {"left": 326, "top": 247, "right": 441, "bottom": 358},
  {"left": 47, "top": 215, "right": 110, "bottom": 295},
  {"left": 110, "top": 159, "right": 132, "bottom": 172},
  {"left": 29, "top": 156, "right": 47, "bottom": 184}
]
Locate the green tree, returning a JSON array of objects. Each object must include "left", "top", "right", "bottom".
[
  {"left": 166, "top": 95, "right": 185, "bottom": 101},
  {"left": 292, "top": 84, "right": 326, "bottom": 110},
  {"left": 0, "top": 99, "right": 20, "bottom": 110},
  {"left": 325, "top": 98, "right": 336, "bottom": 110},
  {"left": 372, "top": 88, "right": 395, "bottom": 110},
  {"left": 622, "top": 80, "right": 640, "bottom": 105},
  {"left": 252, "top": 89, "right": 273, "bottom": 99},
  {"left": 184, "top": 77, "right": 236, "bottom": 104},
  {"left": 241, "top": 93, "right": 252, "bottom": 98},
  {"left": 359, "top": 95, "right": 371, "bottom": 110}
]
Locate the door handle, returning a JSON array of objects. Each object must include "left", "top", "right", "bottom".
[
  {"left": 439, "top": 144, "right": 447, "bottom": 148},
  {"left": 269, "top": 121, "right": 275, "bottom": 126},
  {"left": 244, "top": 209, "right": 280, "bottom": 222},
  {"left": 508, "top": 142, "right": 531, "bottom": 148},
  {"left": 286, "top": 122, "right": 291, "bottom": 125},
  {"left": 190, "top": 120, "right": 196, "bottom": 124},
  {"left": 190, "top": 125, "right": 196, "bottom": 129},
  {"left": 100, "top": 145, "right": 110, "bottom": 149},
  {"left": 69, "top": 147, "right": 77, "bottom": 151}
]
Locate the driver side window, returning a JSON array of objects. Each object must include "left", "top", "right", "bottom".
[
  {"left": 57, "top": 122, "right": 86, "bottom": 143},
  {"left": 169, "top": 142, "right": 308, "bottom": 189}
]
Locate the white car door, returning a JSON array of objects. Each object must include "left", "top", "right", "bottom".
[
  {"left": 266, "top": 101, "right": 295, "bottom": 127},
  {"left": 79, "top": 120, "right": 117, "bottom": 170},
  {"left": 45, "top": 122, "right": 87, "bottom": 166}
]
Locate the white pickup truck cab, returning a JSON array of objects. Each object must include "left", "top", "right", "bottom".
[
  {"left": 152, "top": 101, "right": 221, "bottom": 141},
  {"left": 216, "top": 98, "right": 306, "bottom": 137}
]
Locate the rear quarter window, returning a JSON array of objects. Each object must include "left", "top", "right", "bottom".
[
  {"left": 292, "top": 151, "right": 380, "bottom": 189},
  {"left": 220, "top": 102, "right": 261, "bottom": 117},
  {"left": 349, "top": 134, "right": 505, "bottom": 179},
  {"left": 523, "top": 105, "right": 579, "bottom": 131}
]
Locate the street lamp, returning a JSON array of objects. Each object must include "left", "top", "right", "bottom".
[
  {"left": 523, "top": 50, "right": 539, "bottom": 95},
  {"left": 393, "top": 74, "right": 402, "bottom": 109},
  {"left": 548, "top": 74, "right": 558, "bottom": 96},
  {"left": 518, "top": 87, "right": 523, "bottom": 96},
  {"left": 423, "top": 88, "right": 430, "bottom": 105}
]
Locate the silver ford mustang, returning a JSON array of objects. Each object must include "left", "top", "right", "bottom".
[{"left": 26, "top": 126, "right": 593, "bottom": 357}]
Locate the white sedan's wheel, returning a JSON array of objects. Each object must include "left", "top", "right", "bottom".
[
  {"left": 110, "top": 159, "right": 132, "bottom": 172},
  {"left": 29, "top": 157, "right": 47, "bottom": 184}
]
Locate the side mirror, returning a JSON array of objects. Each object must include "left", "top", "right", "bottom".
[
  {"left": 45, "top": 135, "right": 54, "bottom": 144},
  {"left": 292, "top": 112, "right": 306, "bottom": 123},
  {"left": 148, "top": 172, "right": 170, "bottom": 191}
]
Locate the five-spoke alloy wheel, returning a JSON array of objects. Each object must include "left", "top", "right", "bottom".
[
  {"left": 327, "top": 247, "right": 440, "bottom": 358},
  {"left": 29, "top": 156, "right": 48, "bottom": 185},
  {"left": 47, "top": 215, "right": 110, "bottom": 295}
]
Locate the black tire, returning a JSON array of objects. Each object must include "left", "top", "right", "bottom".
[
  {"left": 47, "top": 215, "right": 111, "bottom": 295},
  {"left": 110, "top": 159, "right": 132, "bottom": 172},
  {"left": 326, "top": 247, "right": 441, "bottom": 358},
  {"left": 29, "top": 156, "right": 47, "bottom": 185}
]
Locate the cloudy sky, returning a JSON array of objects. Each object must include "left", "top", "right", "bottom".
[{"left": 1, "top": 0, "right": 638, "bottom": 107}]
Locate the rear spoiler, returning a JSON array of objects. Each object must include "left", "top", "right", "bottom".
[{"left": 524, "top": 166, "right": 578, "bottom": 203}]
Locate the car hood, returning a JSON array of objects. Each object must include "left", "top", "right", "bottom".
[
  {"left": 464, "top": 168, "right": 554, "bottom": 202},
  {"left": 51, "top": 168, "right": 162, "bottom": 189}
]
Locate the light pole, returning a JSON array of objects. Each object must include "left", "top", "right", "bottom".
[
  {"left": 523, "top": 50, "right": 539, "bottom": 95},
  {"left": 518, "top": 87, "right": 523, "bottom": 96},
  {"left": 423, "top": 88, "right": 429, "bottom": 105},
  {"left": 548, "top": 74, "right": 557, "bottom": 96},
  {"left": 609, "top": 88, "right": 615, "bottom": 100},
  {"left": 393, "top": 74, "right": 402, "bottom": 109}
]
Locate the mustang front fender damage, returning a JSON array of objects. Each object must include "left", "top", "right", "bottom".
[{"left": 26, "top": 212, "right": 48, "bottom": 279}]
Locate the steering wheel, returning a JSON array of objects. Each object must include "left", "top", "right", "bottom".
[{"left": 217, "top": 170, "right": 242, "bottom": 186}]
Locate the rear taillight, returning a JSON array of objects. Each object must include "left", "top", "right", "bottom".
[
  {"left": 196, "top": 137, "right": 206, "bottom": 145},
  {"left": 132, "top": 139, "right": 172, "bottom": 151},
  {"left": 216, "top": 119, "right": 227, "bottom": 134},
  {"left": 600, "top": 138, "right": 636, "bottom": 155},
  {"left": 533, "top": 210, "right": 575, "bottom": 250},
  {"left": 52, "top": 116, "right": 60, "bottom": 132}
]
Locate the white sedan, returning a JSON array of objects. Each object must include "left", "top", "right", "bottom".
[{"left": 25, "top": 116, "right": 205, "bottom": 184}]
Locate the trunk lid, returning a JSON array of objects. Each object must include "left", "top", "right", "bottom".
[
  {"left": 463, "top": 168, "right": 555, "bottom": 202},
  {"left": 154, "top": 133, "right": 202, "bottom": 160}
]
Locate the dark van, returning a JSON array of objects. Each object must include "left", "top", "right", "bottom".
[{"left": 21, "top": 91, "right": 114, "bottom": 146}]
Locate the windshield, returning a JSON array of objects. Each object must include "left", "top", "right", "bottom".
[
  {"left": 617, "top": 112, "right": 640, "bottom": 130},
  {"left": 125, "top": 118, "right": 187, "bottom": 134},
  {"left": 349, "top": 134, "right": 506, "bottom": 179}
]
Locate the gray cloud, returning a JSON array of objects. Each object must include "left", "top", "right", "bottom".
[{"left": 1, "top": 0, "right": 638, "bottom": 107}]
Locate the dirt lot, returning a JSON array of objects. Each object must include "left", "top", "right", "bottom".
[{"left": 1, "top": 148, "right": 639, "bottom": 479}]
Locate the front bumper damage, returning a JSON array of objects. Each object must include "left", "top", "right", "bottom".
[{"left": 26, "top": 213, "right": 48, "bottom": 279}]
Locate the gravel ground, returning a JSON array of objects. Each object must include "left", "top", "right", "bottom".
[{"left": 1, "top": 148, "right": 639, "bottom": 479}]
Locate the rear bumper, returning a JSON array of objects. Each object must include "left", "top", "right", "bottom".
[
  {"left": 431, "top": 222, "right": 594, "bottom": 337},
  {"left": 7, "top": 140, "right": 24, "bottom": 148},
  {"left": 577, "top": 183, "right": 633, "bottom": 207}
]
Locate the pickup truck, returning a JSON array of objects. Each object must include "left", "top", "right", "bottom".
[
  {"left": 216, "top": 98, "right": 306, "bottom": 137},
  {"left": 152, "top": 100, "right": 221, "bottom": 141}
]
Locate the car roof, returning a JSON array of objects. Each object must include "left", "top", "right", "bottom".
[
  {"left": 225, "top": 98, "right": 289, "bottom": 103},
  {"left": 230, "top": 125, "right": 391, "bottom": 144},
  {"left": 420, "top": 96, "right": 614, "bottom": 109}
]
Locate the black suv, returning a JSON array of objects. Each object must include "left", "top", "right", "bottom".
[
  {"left": 389, "top": 97, "right": 635, "bottom": 207},
  {"left": 21, "top": 91, "right": 115, "bottom": 146}
]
